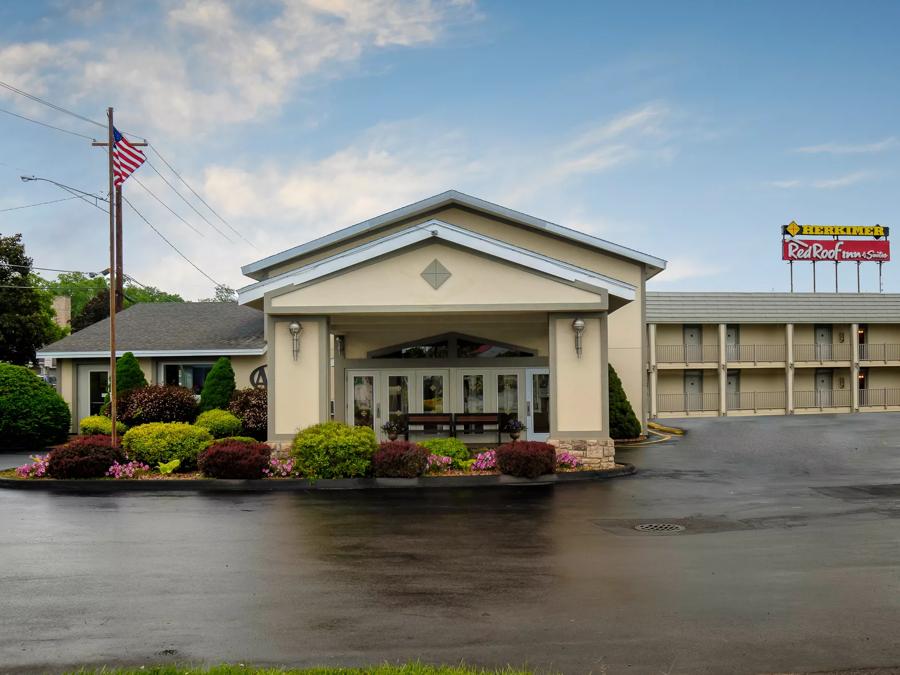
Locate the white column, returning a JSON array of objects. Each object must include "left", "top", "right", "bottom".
[
  {"left": 851, "top": 322, "right": 860, "bottom": 411},
  {"left": 649, "top": 323, "right": 658, "bottom": 418},
  {"left": 785, "top": 323, "right": 794, "bottom": 414},
  {"left": 718, "top": 323, "right": 727, "bottom": 416}
]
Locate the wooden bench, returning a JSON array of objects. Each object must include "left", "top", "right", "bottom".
[
  {"left": 453, "top": 412, "right": 502, "bottom": 444},
  {"left": 405, "top": 412, "right": 454, "bottom": 439}
]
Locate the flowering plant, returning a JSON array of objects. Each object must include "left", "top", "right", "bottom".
[
  {"left": 504, "top": 418, "right": 525, "bottom": 433},
  {"left": 473, "top": 450, "right": 497, "bottom": 471},
  {"left": 106, "top": 460, "right": 151, "bottom": 479},
  {"left": 380, "top": 419, "right": 406, "bottom": 436},
  {"left": 556, "top": 451, "right": 582, "bottom": 469},
  {"left": 263, "top": 457, "right": 295, "bottom": 478},
  {"left": 425, "top": 454, "right": 452, "bottom": 473},
  {"left": 15, "top": 454, "right": 49, "bottom": 479}
]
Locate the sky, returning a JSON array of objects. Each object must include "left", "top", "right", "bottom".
[{"left": 1, "top": 0, "right": 899, "bottom": 300}]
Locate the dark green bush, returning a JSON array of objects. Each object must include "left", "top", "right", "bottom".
[
  {"left": 373, "top": 440, "right": 430, "bottom": 478},
  {"left": 118, "top": 385, "right": 198, "bottom": 426},
  {"left": 194, "top": 409, "right": 242, "bottom": 438},
  {"left": 228, "top": 387, "right": 267, "bottom": 440},
  {"left": 608, "top": 364, "right": 641, "bottom": 439},
  {"left": 291, "top": 422, "right": 377, "bottom": 479},
  {"left": 200, "top": 357, "right": 235, "bottom": 412},
  {"left": 122, "top": 422, "right": 212, "bottom": 470},
  {"left": 47, "top": 435, "right": 124, "bottom": 479},
  {"left": 0, "top": 362, "right": 71, "bottom": 451},
  {"left": 116, "top": 352, "right": 147, "bottom": 398},
  {"left": 496, "top": 441, "right": 556, "bottom": 479}
]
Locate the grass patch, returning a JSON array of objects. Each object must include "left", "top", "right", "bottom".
[
  {"left": 68, "top": 664, "right": 532, "bottom": 675},
  {"left": 0, "top": 468, "right": 19, "bottom": 478}
]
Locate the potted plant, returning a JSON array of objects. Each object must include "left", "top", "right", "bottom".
[
  {"left": 381, "top": 418, "right": 405, "bottom": 441},
  {"left": 505, "top": 418, "right": 525, "bottom": 441}
]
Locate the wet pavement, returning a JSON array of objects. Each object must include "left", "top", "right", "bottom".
[{"left": 2, "top": 413, "right": 900, "bottom": 674}]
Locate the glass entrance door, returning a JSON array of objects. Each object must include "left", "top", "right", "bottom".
[
  {"left": 77, "top": 364, "right": 110, "bottom": 426},
  {"left": 348, "top": 371, "right": 378, "bottom": 430},
  {"left": 525, "top": 368, "right": 550, "bottom": 441}
]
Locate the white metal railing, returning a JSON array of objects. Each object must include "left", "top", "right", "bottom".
[
  {"left": 793, "top": 389, "right": 852, "bottom": 408},
  {"left": 794, "top": 343, "right": 853, "bottom": 362},
  {"left": 858, "top": 344, "right": 900, "bottom": 362},
  {"left": 656, "top": 344, "right": 719, "bottom": 363},
  {"left": 725, "top": 344, "right": 786, "bottom": 362},
  {"left": 858, "top": 388, "right": 900, "bottom": 407},
  {"left": 726, "top": 390, "right": 786, "bottom": 410},
  {"left": 657, "top": 392, "right": 719, "bottom": 413}
]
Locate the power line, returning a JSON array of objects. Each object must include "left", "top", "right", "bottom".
[
  {"left": 132, "top": 175, "right": 205, "bottom": 237},
  {"left": 121, "top": 194, "right": 221, "bottom": 287},
  {"left": 0, "top": 79, "right": 105, "bottom": 129},
  {"left": 148, "top": 146, "right": 254, "bottom": 247},
  {"left": 0, "top": 195, "right": 80, "bottom": 213},
  {"left": 143, "top": 158, "right": 231, "bottom": 242},
  {"left": 0, "top": 106, "right": 97, "bottom": 141}
]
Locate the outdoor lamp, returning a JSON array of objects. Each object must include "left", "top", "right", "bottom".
[
  {"left": 288, "top": 321, "right": 302, "bottom": 361},
  {"left": 572, "top": 317, "right": 586, "bottom": 358}
]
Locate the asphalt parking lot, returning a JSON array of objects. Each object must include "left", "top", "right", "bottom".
[{"left": 2, "top": 413, "right": 900, "bottom": 674}]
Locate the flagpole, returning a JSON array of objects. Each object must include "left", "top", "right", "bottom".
[{"left": 106, "top": 107, "right": 118, "bottom": 447}]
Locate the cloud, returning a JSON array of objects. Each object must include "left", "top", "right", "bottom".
[
  {"left": 769, "top": 171, "right": 873, "bottom": 190},
  {"left": 794, "top": 137, "right": 898, "bottom": 154},
  {"left": 0, "top": 0, "right": 478, "bottom": 138},
  {"left": 648, "top": 256, "right": 723, "bottom": 285}
]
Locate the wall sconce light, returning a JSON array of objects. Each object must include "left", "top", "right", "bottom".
[
  {"left": 839, "top": 376, "right": 845, "bottom": 389},
  {"left": 572, "top": 317, "right": 586, "bottom": 358},
  {"left": 335, "top": 335, "right": 345, "bottom": 357},
  {"left": 288, "top": 321, "right": 302, "bottom": 361},
  {"left": 839, "top": 332, "right": 845, "bottom": 343}
]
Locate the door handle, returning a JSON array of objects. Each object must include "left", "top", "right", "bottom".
[
  {"left": 527, "top": 401, "right": 532, "bottom": 416},
  {"left": 376, "top": 403, "right": 381, "bottom": 419}
]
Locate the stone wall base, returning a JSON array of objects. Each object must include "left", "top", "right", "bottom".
[
  {"left": 267, "top": 441, "right": 292, "bottom": 460},
  {"left": 548, "top": 437, "right": 616, "bottom": 470}
]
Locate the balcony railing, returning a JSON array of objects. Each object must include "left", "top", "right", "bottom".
[
  {"left": 657, "top": 392, "right": 719, "bottom": 413},
  {"left": 725, "top": 344, "right": 786, "bottom": 363},
  {"left": 656, "top": 344, "right": 719, "bottom": 364},
  {"left": 794, "top": 343, "right": 852, "bottom": 362},
  {"left": 726, "top": 390, "right": 786, "bottom": 410},
  {"left": 858, "top": 344, "right": 900, "bottom": 362},
  {"left": 858, "top": 388, "right": 900, "bottom": 407},
  {"left": 793, "top": 389, "right": 852, "bottom": 408}
]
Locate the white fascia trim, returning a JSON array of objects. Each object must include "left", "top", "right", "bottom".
[
  {"left": 241, "top": 190, "right": 667, "bottom": 277},
  {"left": 36, "top": 348, "right": 267, "bottom": 359},
  {"left": 238, "top": 219, "right": 637, "bottom": 304}
]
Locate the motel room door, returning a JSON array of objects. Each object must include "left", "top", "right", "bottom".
[
  {"left": 815, "top": 368, "right": 833, "bottom": 407},
  {"left": 815, "top": 324, "right": 833, "bottom": 360},
  {"left": 684, "top": 370, "right": 703, "bottom": 411},
  {"left": 525, "top": 368, "right": 550, "bottom": 441},
  {"left": 683, "top": 325, "right": 702, "bottom": 362}
]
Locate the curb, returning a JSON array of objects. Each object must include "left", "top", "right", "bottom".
[
  {"left": 648, "top": 421, "right": 686, "bottom": 435},
  {"left": 0, "top": 464, "right": 635, "bottom": 493}
]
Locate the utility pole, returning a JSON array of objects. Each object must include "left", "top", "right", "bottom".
[{"left": 91, "top": 108, "right": 147, "bottom": 445}]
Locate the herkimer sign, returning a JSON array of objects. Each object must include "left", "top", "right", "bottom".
[{"left": 782, "top": 238, "right": 891, "bottom": 262}]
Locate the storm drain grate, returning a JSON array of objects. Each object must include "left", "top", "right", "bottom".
[{"left": 633, "top": 522, "right": 685, "bottom": 535}]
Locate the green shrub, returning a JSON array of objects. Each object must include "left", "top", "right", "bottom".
[
  {"left": 291, "top": 422, "right": 377, "bottom": 479},
  {"left": 218, "top": 435, "right": 259, "bottom": 444},
  {"left": 122, "top": 422, "right": 213, "bottom": 470},
  {"left": 420, "top": 437, "right": 471, "bottom": 468},
  {"left": 116, "top": 351, "right": 147, "bottom": 398},
  {"left": 200, "top": 357, "right": 236, "bottom": 412},
  {"left": 80, "top": 415, "right": 126, "bottom": 436},
  {"left": 194, "top": 409, "right": 242, "bottom": 439},
  {"left": 0, "top": 362, "right": 71, "bottom": 451},
  {"left": 608, "top": 364, "right": 641, "bottom": 440}
]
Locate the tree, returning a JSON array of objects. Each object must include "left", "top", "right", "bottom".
[
  {"left": 116, "top": 351, "right": 147, "bottom": 398},
  {"left": 608, "top": 364, "right": 642, "bottom": 440},
  {"left": 43, "top": 272, "right": 107, "bottom": 318},
  {"left": 200, "top": 356, "right": 236, "bottom": 411},
  {"left": 124, "top": 284, "right": 183, "bottom": 305},
  {"left": 69, "top": 283, "right": 184, "bottom": 332},
  {"left": 71, "top": 288, "right": 113, "bottom": 332},
  {"left": 199, "top": 284, "right": 237, "bottom": 303},
  {"left": 0, "top": 233, "right": 65, "bottom": 364}
]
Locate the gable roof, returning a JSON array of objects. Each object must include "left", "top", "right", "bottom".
[
  {"left": 238, "top": 218, "right": 637, "bottom": 305},
  {"left": 647, "top": 292, "right": 900, "bottom": 324},
  {"left": 241, "top": 190, "right": 666, "bottom": 279},
  {"left": 38, "top": 302, "right": 265, "bottom": 358}
]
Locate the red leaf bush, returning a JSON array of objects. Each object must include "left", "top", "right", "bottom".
[
  {"left": 47, "top": 435, "right": 125, "bottom": 479},
  {"left": 495, "top": 441, "right": 556, "bottom": 479},
  {"left": 118, "top": 385, "right": 198, "bottom": 426},
  {"left": 197, "top": 438, "right": 271, "bottom": 479},
  {"left": 373, "top": 440, "right": 430, "bottom": 478},
  {"left": 228, "top": 388, "right": 267, "bottom": 441}
]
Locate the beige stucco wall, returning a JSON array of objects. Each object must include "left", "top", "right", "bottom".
[
  {"left": 551, "top": 315, "right": 604, "bottom": 434},
  {"left": 270, "top": 242, "right": 606, "bottom": 312},
  {"left": 735, "top": 324, "right": 786, "bottom": 344},
  {"left": 866, "top": 366, "right": 900, "bottom": 388},
  {"left": 865, "top": 325, "right": 900, "bottom": 344},
  {"left": 58, "top": 359, "right": 76, "bottom": 432},
  {"left": 270, "top": 318, "right": 327, "bottom": 437},
  {"left": 733, "top": 368, "right": 785, "bottom": 392},
  {"left": 793, "top": 323, "right": 852, "bottom": 344}
]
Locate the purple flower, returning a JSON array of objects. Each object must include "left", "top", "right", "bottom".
[
  {"left": 556, "top": 451, "right": 582, "bottom": 469},
  {"left": 106, "top": 460, "right": 151, "bottom": 479},
  {"left": 15, "top": 455, "right": 49, "bottom": 479},
  {"left": 263, "top": 457, "right": 294, "bottom": 478},
  {"left": 473, "top": 450, "right": 497, "bottom": 471},
  {"left": 425, "top": 454, "right": 452, "bottom": 473}
]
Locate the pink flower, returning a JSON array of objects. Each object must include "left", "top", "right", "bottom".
[{"left": 15, "top": 454, "right": 49, "bottom": 479}]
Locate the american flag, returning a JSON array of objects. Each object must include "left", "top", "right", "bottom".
[{"left": 112, "top": 127, "right": 145, "bottom": 186}]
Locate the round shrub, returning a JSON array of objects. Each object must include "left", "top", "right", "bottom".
[
  {"left": 228, "top": 387, "right": 267, "bottom": 441},
  {"left": 419, "top": 437, "right": 471, "bottom": 468},
  {"left": 291, "top": 422, "right": 377, "bottom": 479},
  {"left": 122, "top": 422, "right": 213, "bottom": 470},
  {"left": 79, "top": 415, "right": 126, "bottom": 436},
  {"left": 47, "top": 435, "right": 125, "bottom": 479},
  {"left": 118, "top": 385, "right": 198, "bottom": 426},
  {"left": 373, "top": 440, "right": 429, "bottom": 478},
  {"left": 0, "top": 362, "right": 71, "bottom": 451},
  {"left": 198, "top": 438, "right": 271, "bottom": 479},
  {"left": 496, "top": 441, "right": 556, "bottom": 479},
  {"left": 194, "top": 409, "right": 242, "bottom": 439}
]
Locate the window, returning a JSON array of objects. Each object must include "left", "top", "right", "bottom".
[
  {"left": 369, "top": 333, "right": 535, "bottom": 359},
  {"left": 457, "top": 338, "right": 534, "bottom": 358},
  {"left": 163, "top": 364, "right": 213, "bottom": 394}
]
